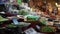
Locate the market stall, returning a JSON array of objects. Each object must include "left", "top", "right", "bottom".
[{"left": 0, "top": 0, "right": 60, "bottom": 34}]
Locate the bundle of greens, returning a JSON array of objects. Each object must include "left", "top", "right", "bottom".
[
  {"left": 41, "top": 26, "right": 56, "bottom": 32},
  {"left": 7, "top": 23, "right": 16, "bottom": 28},
  {"left": 27, "top": 16, "right": 37, "bottom": 21},
  {"left": 18, "top": 9, "right": 28, "bottom": 16},
  {"left": 0, "top": 27, "right": 5, "bottom": 30},
  {"left": 0, "top": 16, "right": 8, "bottom": 22},
  {"left": 26, "top": 15, "right": 39, "bottom": 21},
  {"left": 39, "top": 17, "right": 47, "bottom": 25}
]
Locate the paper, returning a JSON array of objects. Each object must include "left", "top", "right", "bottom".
[
  {"left": 46, "top": 21, "right": 54, "bottom": 26},
  {"left": 12, "top": 18, "right": 19, "bottom": 25},
  {"left": 24, "top": 28, "right": 37, "bottom": 34},
  {"left": 10, "top": 0, "right": 13, "bottom": 2},
  {"left": 36, "top": 25, "right": 40, "bottom": 29}
]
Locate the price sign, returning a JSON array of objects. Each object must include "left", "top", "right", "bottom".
[{"left": 24, "top": 28, "right": 37, "bottom": 34}]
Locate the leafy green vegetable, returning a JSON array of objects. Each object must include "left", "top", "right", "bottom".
[
  {"left": 0, "top": 16, "right": 8, "bottom": 22},
  {"left": 39, "top": 18, "right": 47, "bottom": 25},
  {"left": 0, "top": 16, "right": 3, "bottom": 20},
  {"left": 17, "top": 0, "right": 22, "bottom": 5},
  {"left": 19, "top": 9, "right": 28, "bottom": 15},
  {"left": 0, "top": 28, "right": 4, "bottom": 29},
  {"left": 27, "top": 16, "right": 39, "bottom": 21},
  {"left": 41, "top": 26, "right": 56, "bottom": 32},
  {"left": 7, "top": 24, "right": 16, "bottom": 28}
]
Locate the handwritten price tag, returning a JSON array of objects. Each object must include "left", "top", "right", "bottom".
[{"left": 24, "top": 28, "right": 37, "bottom": 34}]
